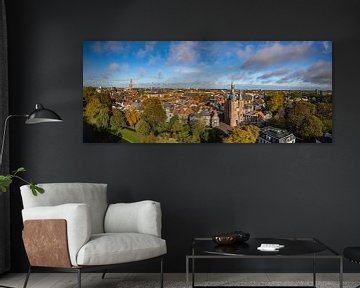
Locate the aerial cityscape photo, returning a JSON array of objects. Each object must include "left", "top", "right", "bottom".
[{"left": 83, "top": 41, "right": 332, "bottom": 143}]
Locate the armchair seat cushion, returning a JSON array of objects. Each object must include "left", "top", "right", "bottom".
[{"left": 76, "top": 233, "right": 167, "bottom": 266}]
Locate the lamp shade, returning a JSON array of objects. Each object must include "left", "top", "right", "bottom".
[{"left": 25, "top": 104, "right": 63, "bottom": 124}]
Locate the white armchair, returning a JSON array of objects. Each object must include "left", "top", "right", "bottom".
[{"left": 20, "top": 183, "right": 166, "bottom": 288}]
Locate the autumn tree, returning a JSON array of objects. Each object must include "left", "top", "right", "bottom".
[
  {"left": 141, "top": 98, "right": 166, "bottom": 130},
  {"left": 126, "top": 109, "right": 140, "bottom": 128},
  {"left": 224, "top": 125, "right": 260, "bottom": 143},
  {"left": 266, "top": 93, "right": 284, "bottom": 113}
]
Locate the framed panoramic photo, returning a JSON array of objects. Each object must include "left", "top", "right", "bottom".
[{"left": 83, "top": 41, "right": 332, "bottom": 143}]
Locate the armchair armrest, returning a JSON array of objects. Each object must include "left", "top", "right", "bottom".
[
  {"left": 104, "top": 200, "right": 162, "bottom": 237},
  {"left": 22, "top": 203, "right": 91, "bottom": 266}
]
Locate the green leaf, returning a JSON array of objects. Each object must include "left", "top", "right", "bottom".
[
  {"left": 35, "top": 185, "right": 45, "bottom": 194},
  {"left": 0, "top": 175, "right": 13, "bottom": 192},
  {"left": 15, "top": 167, "right": 26, "bottom": 173},
  {"left": 30, "top": 182, "right": 44, "bottom": 196}
]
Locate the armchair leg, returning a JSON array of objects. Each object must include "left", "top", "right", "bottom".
[
  {"left": 160, "top": 257, "right": 164, "bottom": 288},
  {"left": 101, "top": 270, "right": 107, "bottom": 279},
  {"left": 77, "top": 269, "right": 81, "bottom": 288},
  {"left": 23, "top": 266, "right": 31, "bottom": 288}
]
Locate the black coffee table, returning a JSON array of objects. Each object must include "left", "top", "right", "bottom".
[{"left": 186, "top": 237, "right": 342, "bottom": 288}]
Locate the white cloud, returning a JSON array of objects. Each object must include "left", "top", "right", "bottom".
[
  {"left": 168, "top": 41, "right": 198, "bottom": 64},
  {"left": 257, "top": 68, "right": 290, "bottom": 80},
  {"left": 242, "top": 42, "right": 314, "bottom": 69},
  {"left": 236, "top": 44, "right": 254, "bottom": 59},
  {"left": 148, "top": 55, "right": 163, "bottom": 65},
  {"left": 277, "top": 61, "right": 332, "bottom": 86},
  {"left": 107, "top": 63, "right": 129, "bottom": 76},
  {"left": 137, "top": 42, "right": 156, "bottom": 58},
  {"left": 109, "top": 62, "right": 120, "bottom": 72}
]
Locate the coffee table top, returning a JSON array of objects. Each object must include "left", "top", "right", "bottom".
[{"left": 190, "top": 237, "right": 340, "bottom": 258}]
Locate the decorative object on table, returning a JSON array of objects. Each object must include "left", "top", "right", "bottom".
[
  {"left": 212, "top": 233, "right": 238, "bottom": 245},
  {"left": 257, "top": 243, "right": 285, "bottom": 252},
  {"left": 343, "top": 246, "right": 360, "bottom": 264},
  {"left": 20, "top": 183, "right": 166, "bottom": 288},
  {"left": 83, "top": 41, "right": 332, "bottom": 144},
  {"left": 0, "top": 103, "right": 63, "bottom": 195},
  {"left": 233, "top": 230, "right": 250, "bottom": 242},
  {"left": 212, "top": 230, "right": 250, "bottom": 245}
]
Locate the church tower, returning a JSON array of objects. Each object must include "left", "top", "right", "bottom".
[
  {"left": 128, "top": 79, "right": 133, "bottom": 91},
  {"left": 224, "top": 82, "right": 242, "bottom": 127}
]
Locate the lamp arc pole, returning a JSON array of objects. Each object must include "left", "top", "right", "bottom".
[{"left": 0, "top": 114, "right": 28, "bottom": 168}]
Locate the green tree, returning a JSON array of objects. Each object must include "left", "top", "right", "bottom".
[
  {"left": 224, "top": 125, "right": 260, "bottom": 143},
  {"left": 172, "top": 121, "right": 191, "bottom": 143},
  {"left": 191, "top": 119, "right": 207, "bottom": 143},
  {"left": 83, "top": 87, "right": 97, "bottom": 103},
  {"left": 95, "top": 107, "right": 110, "bottom": 130},
  {"left": 155, "top": 133, "right": 178, "bottom": 143},
  {"left": 84, "top": 97, "right": 102, "bottom": 124},
  {"left": 110, "top": 109, "right": 127, "bottom": 130},
  {"left": 316, "top": 102, "right": 332, "bottom": 133},
  {"left": 98, "top": 92, "right": 112, "bottom": 107},
  {"left": 298, "top": 115, "right": 324, "bottom": 139},
  {"left": 141, "top": 98, "right": 166, "bottom": 130},
  {"left": 286, "top": 101, "right": 316, "bottom": 132},
  {"left": 135, "top": 119, "right": 151, "bottom": 135}
]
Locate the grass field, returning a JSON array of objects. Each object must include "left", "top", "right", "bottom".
[{"left": 119, "top": 128, "right": 143, "bottom": 143}]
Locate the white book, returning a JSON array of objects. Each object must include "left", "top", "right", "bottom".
[{"left": 257, "top": 243, "right": 285, "bottom": 251}]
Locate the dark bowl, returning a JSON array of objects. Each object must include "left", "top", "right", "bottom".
[{"left": 212, "top": 234, "right": 237, "bottom": 245}]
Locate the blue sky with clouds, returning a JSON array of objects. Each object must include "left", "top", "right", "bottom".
[{"left": 83, "top": 41, "right": 332, "bottom": 90}]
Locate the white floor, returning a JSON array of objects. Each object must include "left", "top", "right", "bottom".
[{"left": 0, "top": 273, "right": 359, "bottom": 288}]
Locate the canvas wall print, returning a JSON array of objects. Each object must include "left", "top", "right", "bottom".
[{"left": 83, "top": 41, "right": 332, "bottom": 143}]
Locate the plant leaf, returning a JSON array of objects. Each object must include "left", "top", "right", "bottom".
[
  {"left": 15, "top": 167, "right": 26, "bottom": 173},
  {"left": 29, "top": 182, "right": 44, "bottom": 196},
  {"left": 0, "top": 175, "right": 12, "bottom": 192},
  {"left": 35, "top": 185, "right": 45, "bottom": 194}
]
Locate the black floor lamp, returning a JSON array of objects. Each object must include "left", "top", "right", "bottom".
[
  {"left": 0, "top": 103, "right": 63, "bottom": 167},
  {"left": 0, "top": 103, "right": 62, "bottom": 288}
]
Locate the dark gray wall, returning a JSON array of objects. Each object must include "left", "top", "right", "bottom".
[{"left": 6, "top": 0, "right": 360, "bottom": 273}]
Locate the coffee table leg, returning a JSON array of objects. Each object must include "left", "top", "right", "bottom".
[
  {"left": 339, "top": 257, "right": 343, "bottom": 288},
  {"left": 313, "top": 255, "right": 316, "bottom": 287},
  {"left": 192, "top": 257, "right": 195, "bottom": 288},
  {"left": 186, "top": 257, "right": 189, "bottom": 288}
]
